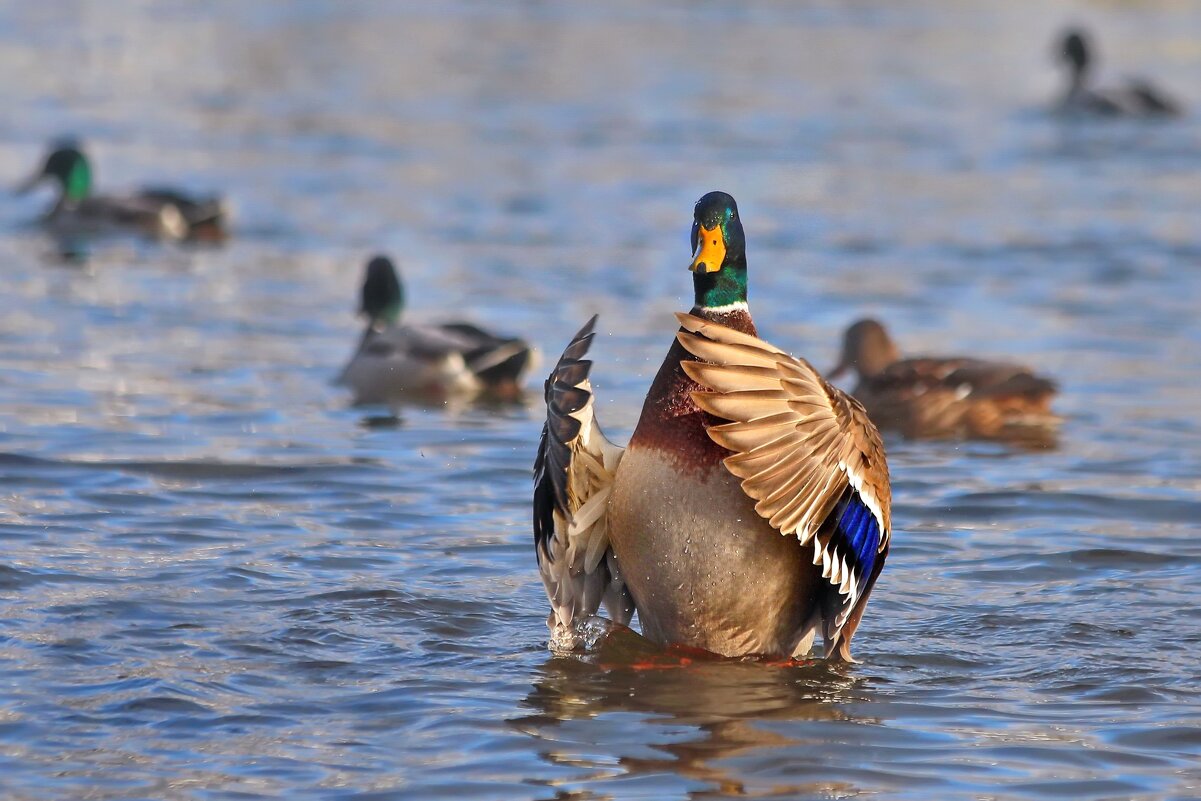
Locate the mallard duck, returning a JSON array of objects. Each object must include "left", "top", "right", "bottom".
[
  {"left": 16, "top": 142, "right": 228, "bottom": 240},
  {"left": 1056, "top": 28, "right": 1182, "bottom": 117},
  {"left": 337, "top": 255, "right": 535, "bottom": 404},
  {"left": 533, "top": 192, "right": 891, "bottom": 662},
  {"left": 829, "top": 319, "right": 1060, "bottom": 442}
]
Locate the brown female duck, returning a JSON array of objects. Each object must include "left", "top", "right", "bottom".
[
  {"left": 533, "top": 192, "right": 892, "bottom": 662},
  {"left": 829, "top": 319, "right": 1060, "bottom": 442}
]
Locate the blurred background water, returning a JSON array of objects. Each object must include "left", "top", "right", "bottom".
[{"left": 1, "top": 1, "right": 1200, "bottom": 798}]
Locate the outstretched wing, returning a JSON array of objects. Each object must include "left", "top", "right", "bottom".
[
  {"left": 533, "top": 316, "right": 632, "bottom": 650},
  {"left": 675, "top": 312, "right": 891, "bottom": 660}
]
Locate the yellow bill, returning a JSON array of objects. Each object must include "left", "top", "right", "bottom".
[{"left": 689, "top": 224, "right": 725, "bottom": 273}]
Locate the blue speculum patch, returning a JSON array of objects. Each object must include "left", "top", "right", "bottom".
[{"left": 835, "top": 491, "right": 881, "bottom": 582}]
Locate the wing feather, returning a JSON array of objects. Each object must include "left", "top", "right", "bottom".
[
  {"left": 533, "top": 316, "right": 633, "bottom": 651},
  {"left": 674, "top": 312, "right": 892, "bottom": 660},
  {"left": 683, "top": 362, "right": 785, "bottom": 393},
  {"left": 692, "top": 388, "right": 791, "bottom": 420}
]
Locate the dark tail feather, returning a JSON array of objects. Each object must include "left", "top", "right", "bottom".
[
  {"left": 470, "top": 339, "right": 534, "bottom": 387},
  {"left": 435, "top": 322, "right": 534, "bottom": 393},
  {"left": 1129, "top": 81, "right": 1181, "bottom": 116}
]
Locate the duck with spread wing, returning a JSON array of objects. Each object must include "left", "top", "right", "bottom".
[{"left": 533, "top": 192, "right": 892, "bottom": 662}]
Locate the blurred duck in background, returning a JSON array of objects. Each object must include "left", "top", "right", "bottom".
[
  {"left": 16, "top": 141, "right": 228, "bottom": 241},
  {"left": 337, "top": 255, "right": 536, "bottom": 404},
  {"left": 829, "top": 319, "right": 1060, "bottom": 444},
  {"left": 1056, "top": 28, "right": 1182, "bottom": 117}
]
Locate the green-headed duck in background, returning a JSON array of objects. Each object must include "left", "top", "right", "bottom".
[
  {"left": 337, "top": 255, "right": 536, "bottom": 404},
  {"left": 16, "top": 141, "right": 228, "bottom": 241}
]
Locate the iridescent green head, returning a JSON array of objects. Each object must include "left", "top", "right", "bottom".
[
  {"left": 688, "top": 191, "right": 747, "bottom": 311},
  {"left": 22, "top": 145, "right": 93, "bottom": 202},
  {"left": 360, "top": 255, "right": 405, "bottom": 326}
]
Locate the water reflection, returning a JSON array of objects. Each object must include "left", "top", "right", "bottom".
[
  {"left": 344, "top": 389, "right": 533, "bottom": 422},
  {"left": 517, "top": 631, "right": 871, "bottom": 799}
]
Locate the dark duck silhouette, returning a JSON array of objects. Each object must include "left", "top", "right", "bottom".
[{"left": 1056, "top": 28, "right": 1182, "bottom": 117}]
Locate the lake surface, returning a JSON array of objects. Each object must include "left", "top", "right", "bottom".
[{"left": 1, "top": 1, "right": 1200, "bottom": 798}]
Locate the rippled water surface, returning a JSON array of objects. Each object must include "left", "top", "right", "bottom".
[{"left": 2, "top": 2, "right": 1201, "bottom": 799}]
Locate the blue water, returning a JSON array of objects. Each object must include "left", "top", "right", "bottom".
[{"left": 1, "top": 2, "right": 1200, "bottom": 798}]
